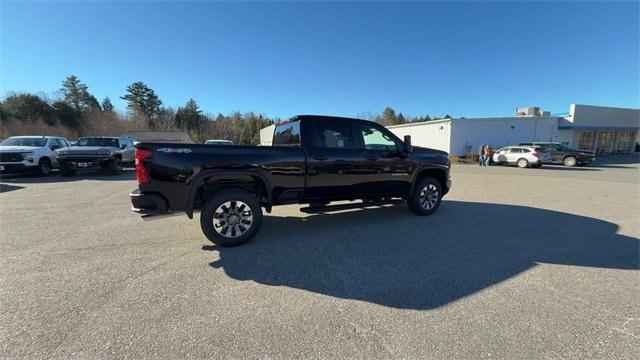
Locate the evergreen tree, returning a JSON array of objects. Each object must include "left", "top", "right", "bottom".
[
  {"left": 174, "top": 98, "right": 203, "bottom": 131},
  {"left": 61, "top": 75, "right": 99, "bottom": 112},
  {"left": 378, "top": 106, "right": 397, "bottom": 126},
  {"left": 101, "top": 97, "right": 114, "bottom": 113},
  {"left": 52, "top": 101, "right": 81, "bottom": 128},
  {"left": 396, "top": 112, "right": 406, "bottom": 124},
  {"left": 121, "top": 81, "right": 162, "bottom": 127}
]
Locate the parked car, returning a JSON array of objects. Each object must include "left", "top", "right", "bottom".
[
  {"left": 130, "top": 115, "right": 452, "bottom": 246},
  {"left": 0, "top": 136, "right": 70, "bottom": 175},
  {"left": 519, "top": 142, "right": 595, "bottom": 166},
  {"left": 492, "top": 146, "right": 550, "bottom": 168},
  {"left": 56, "top": 136, "right": 135, "bottom": 176},
  {"left": 205, "top": 139, "right": 234, "bottom": 146}
]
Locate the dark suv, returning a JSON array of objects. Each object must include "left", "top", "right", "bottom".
[{"left": 519, "top": 142, "right": 595, "bottom": 166}]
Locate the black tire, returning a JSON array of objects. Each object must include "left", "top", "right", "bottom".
[
  {"left": 107, "top": 158, "right": 122, "bottom": 175},
  {"left": 516, "top": 158, "right": 529, "bottom": 168},
  {"left": 59, "top": 161, "right": 76, "bottom": 176},
  {"left": 563, "top": 156, "right": 577, "bottom": 167},
  {"left": 407, "top": 176, "right": 443, "bottom": 216},
  {"left": 37, "top": 158, "right": 51, "bottom": 176},
  {"left": 200, "top": 188, "right": 263, "bottom": 247}
]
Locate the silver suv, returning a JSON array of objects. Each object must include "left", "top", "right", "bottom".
[{"left": 0, "top": 136, "right": 71, "bottom": 176}]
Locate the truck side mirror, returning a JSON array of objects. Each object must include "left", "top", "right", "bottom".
[{"left": 403, "top": 135, "right": 413, "bottom": 153}]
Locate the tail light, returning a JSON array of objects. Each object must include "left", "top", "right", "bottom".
[
  {"left": 531, "top": 152, "right": 540, "bottom": 158},
  {"left": 135, "top": 149, "right": 152, "bottom": 184}
]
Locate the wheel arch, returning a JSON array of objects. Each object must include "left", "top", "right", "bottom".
[
  {"left": 186, "top": 169, "right": 273, "bottom": 219},
  {"left": 410, "top": 166, "right": 448, "bottom": 197}
]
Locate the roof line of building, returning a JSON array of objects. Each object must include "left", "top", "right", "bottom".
[{"left": 387, "top": 115, "right": 568, "bottom": 128}]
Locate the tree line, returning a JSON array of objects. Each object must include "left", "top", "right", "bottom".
[
  {"left": 372, "top": 107, "right": 453, "bottom": 126},
  {"left": 0, "top": 75, "right": 453, "bottom": 143}
]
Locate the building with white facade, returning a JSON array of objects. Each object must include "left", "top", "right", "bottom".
[
  {"left": 259, "top": 124, "right": 275, "bottom": 146},
  {"left": 387, "top": 104, "right": 639, "bottom": 156}
]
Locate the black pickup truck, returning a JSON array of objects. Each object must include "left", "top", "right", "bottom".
[{"left": 130, "top": 115, "right": 451, "bottom": 246}]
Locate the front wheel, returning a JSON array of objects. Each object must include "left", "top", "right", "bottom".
[
  {"left": 563, "top": 156, "right": 577, "bottom": 167},
  {"left": 517, "top": 158, "right": 529, "bottom": 168},
  {"left": 106, "top": 158, "right": 122, "bottom": 175},
  {"left": 37, "top": 158, "right": 51, "bottom": 176},
  {"left": 59, "top": 161, "right": 76, "bottom": 176},
  {"left": 407, "top": 177, "right": 443, "bottom": 216},
  {"left": 200, "top": 189, "right": 263, "bottom": 247}
]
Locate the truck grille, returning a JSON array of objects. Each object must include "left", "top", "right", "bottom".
[
  {"left": 0, "top": 153, "right": 23, "bottom": 162},
  {"left": 62, "top": 151, "right": 110, "bottom": 157}
]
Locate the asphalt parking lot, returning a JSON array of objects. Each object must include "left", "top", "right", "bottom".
[{"left": 1, "top": 157, "right": 639, "bottom": 359}]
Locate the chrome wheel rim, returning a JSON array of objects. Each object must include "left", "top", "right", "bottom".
[
  {"left": 213, "top": 200, "right": 253, "bottom": 238},
  {"left": 419, "top": 184, "right": 439, "bottom": 210},
  {"left": 565, "top": 158, "right": 576, "bottom": 166},
  {"left": 518, "top": 159, "right": 527, "bottom": 168}
]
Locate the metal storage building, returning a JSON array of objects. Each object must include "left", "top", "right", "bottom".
[{"left": 387, "top": 104, "right": 639, "bottom": 156}]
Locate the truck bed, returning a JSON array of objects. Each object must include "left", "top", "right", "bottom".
[{"left": 135, "top": 143, "right": 307, "bottom": 211}]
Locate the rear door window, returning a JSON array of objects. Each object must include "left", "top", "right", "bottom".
[
  {"left": 509, "top": 148, "right": 522, "bottom": 153},
  {"left": 312, "top": 121, "right": 354, "bottom": 149}
]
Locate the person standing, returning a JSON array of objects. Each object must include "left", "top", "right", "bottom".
[
  {"left": 478, "top": 144, "right": 486, "bottom": 166},
  {"left": 483, "top": 145, "right": 492, "bottom": 166}
]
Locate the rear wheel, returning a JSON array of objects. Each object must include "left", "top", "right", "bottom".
[
  {"left": 563, "top": 156, "right": 577, "bottom": 167},
  {"left": 407, "top": 177, "right": 443, "bottom": 216},
  {"left": 200, "top": 189, "right": 263, "bottom": 247},
  {"left": 516, "top": 158, "right": 529, "bottom": 168},
  {"left": 37, "top": 158, "right": 51, "bottom": 176}
]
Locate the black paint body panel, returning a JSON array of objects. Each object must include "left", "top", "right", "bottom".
[{"left": 134, "top": 116, "right": 451, "bottom": 214}]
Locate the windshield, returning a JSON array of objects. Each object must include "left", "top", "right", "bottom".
[
  {"left": 0, "top": 137, "right": 47, "bottom": 147},
  {"left": 77, "top": 138, "right": 119, "bottom": 147}
]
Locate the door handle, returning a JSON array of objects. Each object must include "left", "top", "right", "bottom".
[{"left": 313, "top": 155, "right": 328, "bottom": 161}]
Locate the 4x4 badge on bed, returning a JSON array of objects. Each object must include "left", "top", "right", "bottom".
[{"left": 157, "top": 148, "right": 192, "bottom": 154}]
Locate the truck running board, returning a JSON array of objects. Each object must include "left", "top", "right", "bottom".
[{"left": 300, "top": 199, "right": 404, "bottom": 214}]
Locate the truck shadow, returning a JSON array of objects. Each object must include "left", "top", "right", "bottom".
[
  {"left": 204, "top": 201, "right": 639, "bottom": 310},
  {"left": 0, "top": 183, "right": 24, "bottom": 193}
]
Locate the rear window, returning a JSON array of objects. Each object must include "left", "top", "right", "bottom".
[{"left": 273, "top": 121, "right": 301, "bottom": 147}]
